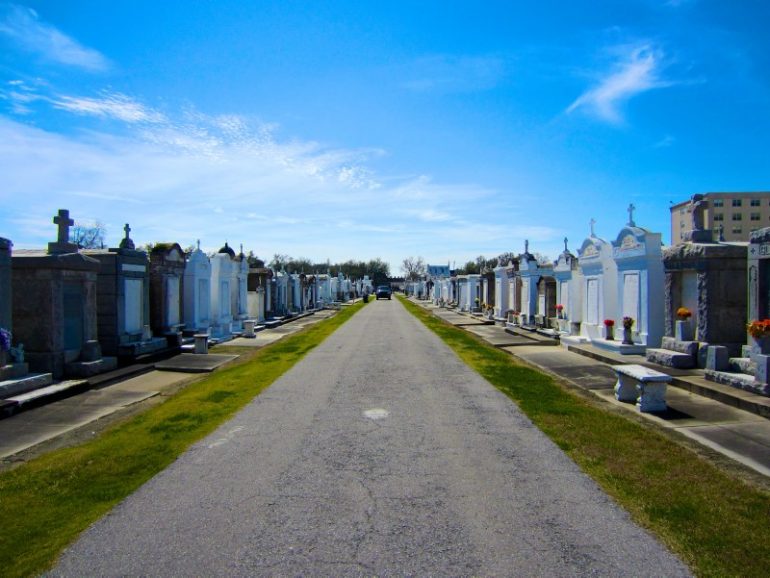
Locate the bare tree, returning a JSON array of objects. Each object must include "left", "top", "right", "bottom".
[
  {"left": 71, "top": 221, "right": 106, "bottom": 249},
  {"left": 401, "top": 256, "right": 426, "bottom": 281}
]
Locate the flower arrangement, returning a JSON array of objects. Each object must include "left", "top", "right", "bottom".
[
  {"left": 676, "top": 307, "right": 692, "bottom": 320},
  {"left": 622, "top": 316, "right": 634, "bottom": 330},
  {"left": 747, "top": 319, "right": 770, "bottom": 339},
  {"left": 603, "top": 319, "right": 615, "bottom": 327},
  {"left": 0, "top": 327, "right": 11, "bottom": 352},
  {"left": 556, "top": 304, "right": 564, "bottom": 312}
]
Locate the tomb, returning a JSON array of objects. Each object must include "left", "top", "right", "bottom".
[
  {"left": 553, "top": 238, "right": 582, "bottom": 336},
  {"left": 704, "top": 227, "right": 770, "bottom": 395},
  {"left": 517, "top": 241, "right": 542, "bottom": 327},
  {"left": 230, "top": 246, "right": 249, "bottom": 331},
  {"left": 493, "top": 259, "right": 512, "bottom": 321},
  {"left": 247, "top": 262, "right": 270, "bottom": 323},
  {"left": 149, "top": 243, "right": 186, "bottom": 348},
  {"left": 209, "top": 243, "right": 236, "bottom": 338},
  {"left": 315, "top": 273, "right": 332, "bottom": 307},
  {"left": 647, "top": 196, "right": 746, "bottom": 369},
  {"left": 607, "top": 207, "right": 664, "bottom": 354},
  {"left": 83, "top": 224, "right": 167, "bottom": 359},
  {"left": 11, "top": 210, "right": 116, "bottom": 379},
  {"left": 183, "top": 241, "right": 212, "bottom": 334},
  {"left": 560, "top": 220, "right": 618, "bottom": 346},
  {"left": 273, "top": 271, "right": 290, "bottom": 315}
]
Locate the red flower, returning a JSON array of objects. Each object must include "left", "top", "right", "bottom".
[{"left": 603, "top": 319, "right": 615, "bottom": 327}]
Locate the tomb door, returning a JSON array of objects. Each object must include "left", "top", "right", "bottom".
[
  {"left": 124, "top": 278, "right": 144, "bottom": 334},
  {"left": 220, "top": 281, "right": 230, "bottom": 316},
  {"left": 62, "top": 282, "right": 84, "bottom": 350},
  {"left": 545, "top": 278, "right": 557, "bottom": 318},
  {"left": 680, "top": 272, "right": 699, "bottom": 328},
  {"left": 537, "top": 279, "right": 546, "bottom": 315},
  {"left": 198, "top": 279, "right": 209, "bottom": 323},
  {"left": 166, "top": 276, "right": 180, "bottom": 327},
  {"left": 622, "top": 273, "right": 640, "bottom": 326},
  {"left": 586, "top": 278, "right": 599, "bottom": 325},
  {"left": 762, "top": 262, "right": 770, "bottom": 319}
]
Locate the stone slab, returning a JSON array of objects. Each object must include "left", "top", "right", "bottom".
[
  {"left": 646, "top": 348, "right": 696, "bottom": 369},
  {"left": 154, "top": 354, "right": 238, "bottom": 373},
  {"left": 7, "top": 379, "right": 88, "bottom": 406},
  {"left": 0, "top": 373, "right": 54, "bottom": 398},
  {"left": 463, "top": 326, "right": 532, "bottom": 347}
]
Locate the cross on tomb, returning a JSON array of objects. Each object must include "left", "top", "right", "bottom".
[
  {"left": 53, "top": 209, "right": 74, "bottom": 243},
  {"left": 524, "top": 239, "right": 529, "bottom": 254},
  {"left": 563, "top": 237, "right": 568, "bottom": 252},
  {"left": 590, "top": 218, "right": 596, "bottom": 237},
  {"left": 123, "top": 223, "right": 131, "bottom": 241},
  {"left": 197, "top": 239, "right": 201, "bottom": 251},
  {"left": 627, "top": 203, "right": 636, "bottom": 227}
]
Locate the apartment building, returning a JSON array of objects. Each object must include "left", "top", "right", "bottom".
[{"left": 670, "top": 192, "right": 770, "bottom": 244}]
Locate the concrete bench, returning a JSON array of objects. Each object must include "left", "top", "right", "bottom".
[{"left": 611, "top": 364, "right": 671, "bottom": 412}]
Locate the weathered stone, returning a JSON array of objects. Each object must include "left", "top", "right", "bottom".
[
  {"left": 646, "top": 348, "right": 696, "bottom": 369},
  {"left": 706, "top": 345, "right": 729, "bottom": 371}
]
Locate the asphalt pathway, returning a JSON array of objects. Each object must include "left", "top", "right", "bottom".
[{"left": 52, "top": 299, "right": 690, "bottom": 576}]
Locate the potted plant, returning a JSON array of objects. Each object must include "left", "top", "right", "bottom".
[
  {"left": 603, "top": 318, "right": 615, "bottom": 340},
  {"left": 622, "top": 316, "right": 634, "bottom": 345},
  {"left": 675, "top": 307, "right": 694, "bottom": 341},
  {"left": 747, "top": 319, "right": 770, "bottom": 355}
]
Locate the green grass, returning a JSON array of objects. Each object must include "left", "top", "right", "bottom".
[
  {"left": 0, "top": 301, "right": 366, "bottom": 578},
  {"left": 400, "top": 296, "right": 770, "bottom": 578}
]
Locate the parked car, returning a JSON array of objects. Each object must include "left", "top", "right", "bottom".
[{"left": 376, "top": 285, "right": 392, "bottom": 300}]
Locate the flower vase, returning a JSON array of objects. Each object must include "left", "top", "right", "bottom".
[
  {"left": 751, "top": 335, "right": 770, "bottom": 358},
  {"left": 605, "top": 327, "right": 614, "bottom": 341},
  {"left": 675, "top": 319, "right": 693, "bottom": 342},
  {"left": 622, "top": 328, "right": 634, "bottom": 345}
]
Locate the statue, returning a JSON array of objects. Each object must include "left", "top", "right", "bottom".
[{"left": 689, "top": 194, "right": 706, "bottom": 232}]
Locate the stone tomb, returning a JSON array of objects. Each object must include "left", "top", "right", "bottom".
[
  {"left": 553, "top": 238, "right": 582, "bottom": 335},
  {"left": 11, "top": 210, "right": 116, "bottom": 379},
  {"left": 602, "top": 210, "right": 664, "bottom": 355},
  {"left": 183, "top": 241, "right": 211, "bottom": 334},
  {"left": 209, "top": 243, "right": 236, "bottom": 338},
  {"left": 149, "top": 243, "right": 186, "bottom": 347},
  {"left": 83, "top": 224, "right": 167, "bottom": 359},
  {"left": 705, "top": 227, "right": 770, "bottom": 395},
  {"left": 230, "top": 246, "right": 249, "bottom": 331},
  {"left": 247, "top": 264, "right": 270, "bottom": 323},
  {"left": 517, "top": 242, "right": 545, "bottom": 327}
]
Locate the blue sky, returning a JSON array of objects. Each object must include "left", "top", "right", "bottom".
[{"left": 1, "top": 1, "right": 768, "bottom": 272}]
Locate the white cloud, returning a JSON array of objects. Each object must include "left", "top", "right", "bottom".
[
  {"left": 52, "top": 92, "right": 166, "bottom": 123},
  {"left": 567, "top": 44, "right": 670, "bottom": 124},
  {"left": 0, "top": 3, "right": 109, "bottom": 71}
]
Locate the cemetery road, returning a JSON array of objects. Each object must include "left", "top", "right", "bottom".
[{"left": 52, "top": 299, "right": 690, "bottom": 577}]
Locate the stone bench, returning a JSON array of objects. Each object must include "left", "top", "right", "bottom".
[{"left": 612, "top": 364, "right": 671, "bottom": 412}]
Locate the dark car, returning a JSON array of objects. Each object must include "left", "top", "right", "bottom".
[{"left": 376, "top": 285, "right": 392, "bottom": 300}]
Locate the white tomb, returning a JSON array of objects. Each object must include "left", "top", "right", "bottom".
[
  {"left": 209, "top": 243, "right": 235, "bottom": 338},
  {"left": 183, "top": 241, "right": 211, "bottom": 333},
  {"left": 553, "top": 238, "right": 582, "bottom": 335}
]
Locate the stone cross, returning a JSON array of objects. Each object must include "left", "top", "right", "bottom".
[
  {"left": 590, "top": 218, "right": 596, "bottom": 237},
  {"left": 123, "top": 223, "right": 131, "bottom": 241},
  {"left": 563, "top": 237, "right": 568, "bottom": 252},
  {"left": 627, "top": 203, "right": 636, "bottom": 227},
  {"left": 53, "top": 209, "right": 74, "bottom": 243},
  {"left": 197, "top": 239, "right": 201, "bottom": 251},
  {"left": 524, "top": 239, "right": 529, "bottom": 254}
]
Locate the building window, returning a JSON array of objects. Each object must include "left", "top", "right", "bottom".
[
  {"left": 713, "top": 213, "right": 724, "bottom": 221},
  {"left": 713, "top": 199, "right": 724, "bottom": 207},
  {"left": 751, "top": 199, "right": 761, "bottom": 207},
  {"left": 732, "top": 213, "right": 742, "bottom": 221},
  {"left": 732, "top": 199, "right": 742, "bottom": 207},
  {"left": 733, "top": 227, "right": 742, "bottom": 234},
  {"left": 679, "top": 208, "right": 685, "bottom": 215},
  {"left": 751, "top": 212, "right": 761, "bottom": 221}
]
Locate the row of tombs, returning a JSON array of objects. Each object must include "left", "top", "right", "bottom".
[
  {"left": 426, "top": 203, "right": 770, "bottom": 397},
  {"left": 0, "top": 210, "right": 369, "bottom": 388}
]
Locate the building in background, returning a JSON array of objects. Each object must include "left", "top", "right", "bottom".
[{"left": 671, "top": 192, "right": 770, "bottom": 245}]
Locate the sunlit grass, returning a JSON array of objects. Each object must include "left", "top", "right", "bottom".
[
  {"left": 0, "top": 302, "right": 366, "bottom": 578},
  {"left": 401, "top": 296, "right": 770, "bottom": 578}
]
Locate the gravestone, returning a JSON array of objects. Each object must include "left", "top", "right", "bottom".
[
  {"left": 247, "top": 263, "right": 270, "bottom": 322},
  {"left": 183, "top": 241, "right": 211, "bottom": 333},
  {"left": 230, "top": 246, "right": 249, "bottom": 331},
  {"left": 0, "top": 236, "right": 31, "bottom": 382},
  {"left": 149, "top": 243, "right": 186, "bottom": 347},
  {"left": 83, "top": 224, "right": 167, "bottom": 359},
  {"left": 11, "top": 210, "right": 116, "bottom": 378},
  {"left": 493, "top": 258, "right": 513, "bottom": 319},
  {"left": 517, "top": 241, "right": 541, "bottom": 326},
  {"left": 273, "top": 271, "right": 289, "bottom": 315}
]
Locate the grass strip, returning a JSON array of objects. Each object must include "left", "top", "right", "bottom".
[
  {"left": 0, "top": 301, "right": 366, "bottom": 578},
  {"left": 400, "top": 296, "right": 770, "bottom": 578}
]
